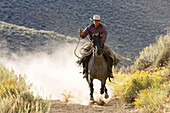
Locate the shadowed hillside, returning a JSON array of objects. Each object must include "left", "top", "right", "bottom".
[
  {"left": 0, "top": 21, "right": 77, "bottom": 56},
  {"left": 0, "top": 1, "right": 169, "bottom": 112},
  {"left": 0, "top": 0, "right": 169, "bottom": 62}
]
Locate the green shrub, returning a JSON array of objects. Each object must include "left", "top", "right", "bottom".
[
  {"left": 110, "top": 69, "right": 164, "bottom": 103},
  {"left": 135, "top": 81, "right": 170, "bottom": 113},
  {"left": 133, "top": 31, "right": 170, "bottom": 70},
  {"left": 0, "top": 65, "right": 50, "bottom": 113},
  {"left": 155, "top": 46, "right": 170, "bottom": 67}
]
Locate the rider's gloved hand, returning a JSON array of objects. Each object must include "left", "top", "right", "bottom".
[{"left": 79, "top": 29, "right": 83, "bottom": 37}]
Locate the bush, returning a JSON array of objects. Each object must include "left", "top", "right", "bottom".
[
  {"left": 135, "top": 81, "right": 170, "bottom": 113},
  {"left": 155, "top": 46, "right": 170, "bottom": 67},
  {"left": 133, "top": 31, "right": 170, "bottom": 70},
  {"left": 110, "top": 69, "right": 165, "bottom": 103},
  {"left": 0, "top": 65, "right": 50, "bottom": 113}
]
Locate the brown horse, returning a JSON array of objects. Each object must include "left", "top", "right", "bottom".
[{"left": 85, "top": 33, "right": 110, "bottom": 101}]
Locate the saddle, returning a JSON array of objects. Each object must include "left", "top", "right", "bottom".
[
  {"left": 77, "top": 42, "right": 119, "bottom": 67},
  {"left": 76, "top": 42, "right": 119, "bottom": 79}
]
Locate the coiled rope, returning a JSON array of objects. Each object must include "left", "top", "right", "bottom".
[
  {"left": 74, "top": 38, "right": 93, "bottom": 59},
  {"left": 74, "top": 36, "right": 81, "bottom": 59}
]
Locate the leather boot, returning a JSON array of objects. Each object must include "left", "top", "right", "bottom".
[
  {"left": 83, "top": 72, "right": 88, "bottom": 78},
  {"left": 83, "top": 68, "right": 86, "bottom": 74},
  {"left": 83, "top": 68, "right": 88, "bottom": 78}
]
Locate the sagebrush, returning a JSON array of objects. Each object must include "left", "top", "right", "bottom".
[{"left": 0, "top": 64, "right": 50, "bottom": 113}]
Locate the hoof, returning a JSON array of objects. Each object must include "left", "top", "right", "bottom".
[
  {"left": 100, "top": 90, "right": 104, "bottom": 94},
  {"left": 89, "top": 98, "right": 95, "bottom": 105},
  {"left": 104, "top": 94, "right": 109, "bottom": 99},
  {"left": 90, "top": 97, "right": 94, "bottom": 101},
  {"left": 97, "top": 99, "right": 105, "bottom": 106}
]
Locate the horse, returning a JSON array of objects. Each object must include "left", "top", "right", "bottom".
[{"left": 85, "top": 33, "right": 110, "bottom": 101}]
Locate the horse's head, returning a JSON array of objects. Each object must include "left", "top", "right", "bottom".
[{"left": 91, "top": 32, "right": 104, "bottom": 56}]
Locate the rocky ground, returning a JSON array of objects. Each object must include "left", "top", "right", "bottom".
[{"left": 49, "top": 98, "right": 138, "bottom": 113}]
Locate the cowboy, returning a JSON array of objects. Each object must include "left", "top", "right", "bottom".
[{"left": 78, "top": 15, "right": 119, "bottom": 78}]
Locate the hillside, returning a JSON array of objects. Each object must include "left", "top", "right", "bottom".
[
  {"left": 0, "top": 21, "right": 132, "bottom": 67},
  {"left": 0, "top": 21, "right": 77, "bottom": 56},
  {"left": 0, "top": 1, "right": 169, "bottom": 111},
  {"left": 0, "top": 0, "right": 169, "bottom": 62}
]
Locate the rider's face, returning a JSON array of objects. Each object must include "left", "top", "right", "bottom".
[{"left": 93, "top": 20, "right": 101, "bottom": 28}]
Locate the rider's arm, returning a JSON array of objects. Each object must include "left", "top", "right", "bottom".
[
  {"left": 80, "top": 25, "right": 90, "bottom": 39},
  {"left": 101, "top": 26, "right": 107, "bottom": 44}
]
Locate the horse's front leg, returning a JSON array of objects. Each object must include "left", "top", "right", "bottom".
[
  {"left": 100, "top": 79, "right": 109, "bottom": 99},
  {"left": 86, "top": 75, "right": 94, "bottom": 100},
  {"left": 100, "top": 80, "right": 106, "bottom": 95}
]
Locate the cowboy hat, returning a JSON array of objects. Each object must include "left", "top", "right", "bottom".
[{"left": 90, "top": 15, "right": 102, "bottom": 21}]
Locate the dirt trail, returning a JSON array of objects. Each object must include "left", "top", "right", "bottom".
[{"left": 49, "top": 98, "right": 137, "bottom": 113}]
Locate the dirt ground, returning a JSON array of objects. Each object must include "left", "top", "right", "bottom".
[{"left": 49, "top": 98, "right": 138, "bottom": 113}]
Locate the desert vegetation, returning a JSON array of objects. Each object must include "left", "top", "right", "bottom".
[
  {"left": 0, "top": 65, "right": 50, "bottom": 113},
  {"left": 133, "top": 30, "right": 170, "bottom": 71},
  {"left": 110, "top": 32, "right": 170, "bottom": 112}
]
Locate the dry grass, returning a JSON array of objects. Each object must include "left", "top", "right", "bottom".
[
  {"left": 0, "top": 64, "right": 50, "bottom": 113},
  {"left": 61, "top": 90, "right": 73, "bottom": 102}
]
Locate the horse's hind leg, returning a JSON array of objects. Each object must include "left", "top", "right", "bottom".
[
  {"left": 89, "top": 79, "right": 94, "bottom": 100},
  {"left": 86, "top": 76, "right": 94, "bottom": 100}
]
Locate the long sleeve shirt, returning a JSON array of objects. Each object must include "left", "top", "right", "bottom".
[{"left": 80, "top": 23, "right": 107, "bottom": 44}]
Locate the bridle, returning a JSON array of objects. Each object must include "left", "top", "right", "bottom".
[{"left": 91, "top": 33, "right": 104, "bottom": 56}]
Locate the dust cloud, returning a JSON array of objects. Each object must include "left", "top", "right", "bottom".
[{"left": 0, "top": 43, "right": 112, "bottom": 105}]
